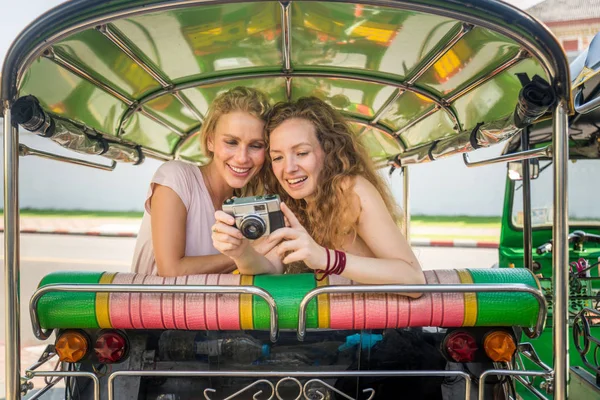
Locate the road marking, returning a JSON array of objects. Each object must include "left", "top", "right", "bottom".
[{"left": 0, "top": 256, "right": 130, "bottom": 266}]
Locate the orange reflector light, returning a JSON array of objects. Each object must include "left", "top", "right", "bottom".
[
  {"left": 55, "top": 330, "right": 89, "bottom": 363},
  {"left": 484, "top": 331, "right": 516, "bottom": 362}
]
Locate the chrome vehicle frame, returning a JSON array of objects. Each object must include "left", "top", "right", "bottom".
[{"left": 2, "top": 1, "right": 571, "bottom": 399}]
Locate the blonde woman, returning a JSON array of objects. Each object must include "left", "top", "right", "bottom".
[
  {"left": 132, "top": 87, "right": 272, "bottom": 277},
  {"left": 212, "top": 97, "right": 424, "bottom": 292}
]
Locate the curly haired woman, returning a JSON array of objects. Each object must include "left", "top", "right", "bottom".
[{"left": 211, "top": 97, "right": 424, "bottom": 292}]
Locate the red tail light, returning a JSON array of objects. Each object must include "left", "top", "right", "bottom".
[
  {"left": 444, "top": 331, "right": 478, "bottom": 362},
  {"left": 94, "top": 331, "right": 128, "bottom": 363}
]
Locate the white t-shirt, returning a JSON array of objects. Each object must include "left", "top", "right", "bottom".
[{"left": 131, "top": 161, "right": 219, "bottom": 275}]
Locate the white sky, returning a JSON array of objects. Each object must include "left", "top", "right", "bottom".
[{"left": 0, "top": 0, "right": 545, "bottom": 69}]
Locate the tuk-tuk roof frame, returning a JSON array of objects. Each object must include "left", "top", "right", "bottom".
[
  {"left": 1, "top": 0, "right": 572, "bottom": 115},
  {"left": 1, "top": 2, "right": 575, "bottom": 399}
]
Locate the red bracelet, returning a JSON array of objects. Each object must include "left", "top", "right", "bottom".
[
  {"left": 316, "top": 249, "right": 346, "bottom": 280},
  {"left": 331, "top": 250, "right": 346, "bottom": 275},
  {"left": 316, "top": 247, "right": 331, "bottom": 281}
]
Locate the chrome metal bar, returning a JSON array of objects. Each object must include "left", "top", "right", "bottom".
[
  {"left": 403, "top": 166, "right": 410, "bottom": 239},
  {"left": 26, "top": 347, "right": 56, "bottom": 373},
  {"left": 514, "top": 376, "right": 550, "bottom": 400},
  {"left": 19, "top": 144, "right": 117, "bottom": 171},
  {"left": 173, "top": 91, "right": 204, "bottom": 123},
  {"left": 514, "top": 345, "right": 553, "bottom": 400},
  {"left": 462, "top": 145, "right": 551, "bottom": 168},
  {"left": 30, "top": 284, "right": 279, "bottom": 342},
  {"left": 445, "top": 49, "right": 530, "bottom": 104},
  {"left": 292, "top": 71, "right": 460, "bottom": 129},
  {"left": 370, "top": 89, "right": 404, "bottom": 125},
  {"left": 97, "top": 24, "right": 204, "bottom": 123},
  {"left": 26, "top": 371, "right": 99, "bottom": 400},
  {"left": 23, "top": 377, "right": 62, "bottom": 400},
  {"left": 521, "top": 127, "right": 533, "bottom": 271},
  {"left": 280, "top": 1, "right": 292, "bottom": 72},
  {"left": 297, "top": 284, "right": 547, "bottom": 341},
  {"left": 552, "top": 100, "right": 569, "bottom": 400},
  {"left": 11, "top": 0, "right": 563, "bottom": 104},
  {"left": 4, "top": 105, "right": 21, "bottom": 400},
  {"left": 141, "top": 147, "right": 173, "bottom": 161},
  {"left": 205, "top": 379, "right": 275, "bottom": 400},
  {"left": 395, "top": 105, "right": 440, "bottom": 137},
  {"left": 107, "top": 370, "right": 472, "bottom": 400},
  {"left": 519, "top": 343, "right": 553, "bottom": 373},
  {"left": 574, "top": 87, "right": 600, "bottom": 114},
  {"left": 117, "top": 70, "right": 460, "bottom": 139},
  {"left": 98, "top": 24, "right": 170, "bottom": 87},
  {"left": 286, "top": 76, "right": 292, "bottom": 101},
  {"left": 43, "top": 48, "right": 134, "bottom": 106},
  {"left": 44, "top": 47, "right": 191, "bottom": 138},
  {"left": 139, "top": 109, "right": 185, "bottom": 136},
  {"left": 405, "top": 23, "right": 473, "bottom": 85},
  {"left": 478, "top": 370, "right": 550, "bottom": 400},
  {"left": 347, "top": 117, "right": 395, "bottom": 137},
  {"left": 345, "top": 117, "right": 407, "bottom": 154},
  {"left": 306, "top": 379, "right": 374, "bottom": 400}
]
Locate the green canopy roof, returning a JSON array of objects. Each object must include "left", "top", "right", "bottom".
[{"left": 1, "top": 0, "right": 571, "bottom": 168}]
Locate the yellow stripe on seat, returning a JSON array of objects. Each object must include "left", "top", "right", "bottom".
[
  {"left": 96, "top": 272, "right": 117, "bottom": 328},
  {"left": 240, "top": 275, "right": 254, "bottom": 329},
  {"left": 316, "top": 276, "right": 330, "bottom": 328},
  {"left": 457, "top": 270, "right": 477, "bottom": 326}
]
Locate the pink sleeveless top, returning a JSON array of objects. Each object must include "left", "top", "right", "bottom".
[{"left": 131, "top": 161, "right": 219, "bottom": 275}]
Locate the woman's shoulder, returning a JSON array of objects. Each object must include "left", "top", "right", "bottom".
[
  {"left": 348, "top": 175, "right": 378, "bottom": 197},
  {"left": 154, "top": 160, "right": 200, "bottom": 179}
]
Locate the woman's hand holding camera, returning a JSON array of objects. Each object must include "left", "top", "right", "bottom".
[
  {"left": 212, "top": 211, "right": 280, "bottom": 260},
  {"left": 266, "top": 203, "right": 327, "bottom": 271},
  {"left": 212, "top": 211, "right": 248, "bottom": 259}
]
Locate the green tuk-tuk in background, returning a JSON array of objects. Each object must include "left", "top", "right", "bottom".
[
  {"left": 495, "top": 32, "right": 600, "bottom": 399},
  {"left": 0, "top": 0, "right": 578, "bottom": 399}
]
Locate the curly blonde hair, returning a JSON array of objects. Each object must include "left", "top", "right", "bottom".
[
  {"left": 264, "top": 97, "right": 400, "bottom": 271},
  {"left": 200, "top": 86, "right": 271, "bottom": 195}
]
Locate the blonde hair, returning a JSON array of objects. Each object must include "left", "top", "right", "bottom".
[
  {"left": 264, "top": 97, "right": 400, "bottom": 272},
  {"left": 200, "top": 86, "right": 271, "bottom": 195}
]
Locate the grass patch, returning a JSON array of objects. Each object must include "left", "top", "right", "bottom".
[
  {"left": 411, "top": 234, "right": 499, "bottom": 242},
  {"left": 0, "top": 209, "right": 144, "bottom": 219},
  {"left": 1, "top": 209, "right": 502, "bottom": 229},
  {"left": 412, "top": 215, "right": 501, "bottom": 228}
]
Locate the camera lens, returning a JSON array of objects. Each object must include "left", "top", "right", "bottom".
[{"left": 239, "top": 215, "right": 266, "bottom": 240}]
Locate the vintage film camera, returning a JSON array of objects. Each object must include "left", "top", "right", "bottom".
[{"left": 222, "top": 194, "right": 285, "bottom": 239}]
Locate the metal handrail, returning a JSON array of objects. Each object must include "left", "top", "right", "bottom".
[
  {"left": 107, "top": 369, "right": 473, "bottom": 400},
  {"left": 574, "top": 87, "right": 600, "bottom": 114},
  {"left": 462, "top": 145, "right": 552, "bottom": 168},
  {"left": 297, "top": 284, "right": 548, "bottom": 341},
  {"left": 19, "top": 144, "right": 117, "bottom": 171},
  {"left": 478, "top": 370, "right": 551, "bottom": 400},
  {"left": 25, "top": 371, "right": 100, "bottom": 400},
  {"left": 30, "top": 284, "right": 279, "bottom": 342}
]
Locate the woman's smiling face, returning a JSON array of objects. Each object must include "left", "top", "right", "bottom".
[
  {"left": 269, "top": 118, "right": 325, "bottom": 200},
  {"left": 207, "top": 111, "right": 266, "bottom": 188}
]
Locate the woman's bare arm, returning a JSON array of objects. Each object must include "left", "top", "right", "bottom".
[
  {"left": 151, "top": 185, "right": 236, "bottom": 277},
  {"left": 337, "top": 177, "right": 425, "bottom": 294}
]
